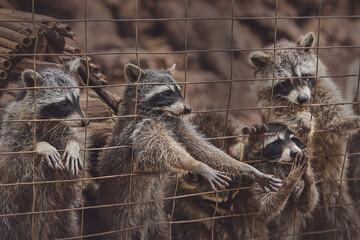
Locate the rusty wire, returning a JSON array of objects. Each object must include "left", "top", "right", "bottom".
[{"left": 0, "top": 1, "right": 358, "bottom": 240}]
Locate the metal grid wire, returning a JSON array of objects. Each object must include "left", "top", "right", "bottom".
[{"left": 0, "top": 0, "right": 359, "bottom": 239}]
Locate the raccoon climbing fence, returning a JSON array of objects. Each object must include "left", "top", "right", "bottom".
[{"left": 0, "top": 0, "right": 359, "bottom": 239}]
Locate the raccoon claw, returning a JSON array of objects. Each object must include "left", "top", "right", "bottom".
[
  {"left": 196, "top": 163, "right": 231, "bottom": 191},
  {"left": 257, "top": 174, "right": 282, "bottom": 192},
  {"left": 289, "top": 152, "right": 309, "bottom": 178},
  {"left": 63, "top": 144, "right": 83, "bottom": 175},
  {"left": 45, "top": 152, "right": 63, "bottom": 170},
  {"left": 209, "top": 171, "right": 231, "bottom": 190},
  {"left": 36, "top": 142, "right": 63, "bottom": 169},
  {"left": 63, "top": 152, "right": 82, "bottom": 175},
  {"left": 242, "top": 123, "right": 268, "bottom": 135}
]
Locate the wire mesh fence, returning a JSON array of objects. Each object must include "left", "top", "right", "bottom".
[{"left": 0, "top": 0, "right": 359, "bottom": 239}]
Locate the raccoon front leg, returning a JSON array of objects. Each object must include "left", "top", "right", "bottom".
[
  {"left": 317, "top": 104, "right": 360, "bottom": 133},
  {"left": 132, "top": 119, "right": 231, "bottom": 190},
  {"left": 252, "top": 152, "right": 308, "bottom": 222},
  {"left": 35, "top": 141, "right": 63, "bottom": 169},
  {"left": 296, "top": 167, "right": 319, "bottom": 213},
  {"left": 180, "top": 120, "right": 282, "bottom": 191},
  {"left": 63, "top": 139, "right": 83, "bottom": 174}
]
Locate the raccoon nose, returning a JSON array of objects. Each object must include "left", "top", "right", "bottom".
[
  {"left": 184, "top": 106, "right": 192, "bottom": 114},
  {"left": 290, "top": 149, "right": 300, "bottom": 158},
  {"left": 81, "top": 120, "right": 90, "bottom": 127},
  {"left": 297, "top": 95, "right": 309, "bottom": 105}
]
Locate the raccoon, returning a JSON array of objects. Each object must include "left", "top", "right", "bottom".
[
  {"left": 170, "top": 112, "right": 318, "bottom": 240},
  {"left": 97, "top": 64, "right": 281, "bottom": 240},
  {"left": 0, "top": 59, "right": 89, "bottom": 239},
  {"left": 249, "top": 32, "right": 360, "bottom": 239}
]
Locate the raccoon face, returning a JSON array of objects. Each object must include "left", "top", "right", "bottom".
[
  {"left": 249, "top": 32, "right": 317, "bottom": 105},
  {"left": 143, "top": 84, "right": 192, "bottom": 117},
  {"left": 38, "top": 94, "right": 89, "bottom": 127},
  {"left": 273, "top": 74, "right": 314, "bottom": 105},
  {"left": 124, "top": 63, "right": 192, "bottom": 117},
  {"left": 21, "top": 59, "right": 90, "bottom": 127},
  {"left": 263, "top": 123, "right": 305, "bottom": 163}
]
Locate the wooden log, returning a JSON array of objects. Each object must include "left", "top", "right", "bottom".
[
  {"left": 0, "top": 47, "right": 15, "bottom": 58},
  {"left": 0, "top": 36, "right": 20, "bottom": 51},
  {"left": 0, "top": 21, "right": 33, "bottom": 36},
  {"left": 0, "top": 57, "right": 11, "bottom": 70},
  {"left": 35, "top": 25, "right": 45, "bottom": 35},
  {"left": 55, "top": 23, "right": 72, "bottom": 33},
  {"left": 78, "top": 63, "right": 119, "bottom": 114},
  {"left": 0, "top": 69, "right": 7, "bottom": 79},
  {"left": 89, "top": 63, "right": 100, "bottom": 76},
  {"left": 12, "top": 58, "right": 61, "bottom": 75},
  {"left": 0, "top": 26, "right": 32, "bottom": 46},
  {"left": 64, "top": 45, "right": 83, "bottom": 54},
  {"left": 0, "top": 9, "right": 57, "bottom": 29}
]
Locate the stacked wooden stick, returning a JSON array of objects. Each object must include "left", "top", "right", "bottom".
[{"left": 0, "top": 9, "right": 119, "bottom": 114}]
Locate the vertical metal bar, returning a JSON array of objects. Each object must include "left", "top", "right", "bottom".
[
  {"left": 31, "top": 0, "right": 39, "bottom": 239},
  {"left": 213, "top": 0, "right": 236, "bottom": 239},
  {"left": 183, "top": 0, "right": 188, "bottom": 98},
  {"left": 169, "top": 1, "right": 189, "bottom": 237},
  {"left": 125, "top": 0, "right": 140, "bottom": 239},
  {"left": 79, "top": 0, "right": 90, "bottom": 237}
]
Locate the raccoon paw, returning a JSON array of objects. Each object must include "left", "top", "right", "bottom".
[
  {"left": 35, "top": 142, "right": 63, "bottom": 169},
  {"left": 196, "top": 163, "right": 232, "bottom": 190},
  {"left": 63, "top": 141, "right": 83, "bottom": 175},
  {"left": 256, "top": 174, "right": 282, "bottom": 192},
  {"left": 288, "top": 152, "right": 309, "bottom": 180},
  {"left": 242, "top": 123, "right": 268, "bottom": 135},
  {"left": 296, "top": 117, "right": 312, "bottom": 135}
]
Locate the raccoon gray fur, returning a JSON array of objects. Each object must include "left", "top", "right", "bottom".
[
  {"left": 249, "top": 32, "right": 360, "bottom": 239},
  {"left": 169, "top": 112, "right": 318, "bottom": 240},
  {"left": 344, "top": 59, "right": 360, "bottom": 216},
  {"left": 0, "top": 59, "right": 89, "bottom": 239},
  {"left": 97, "top": 64, "right": 281, "bottom": 240}
]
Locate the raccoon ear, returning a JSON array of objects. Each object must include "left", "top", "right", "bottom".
[
  {"left": 167, "top": 64, "right": 176, "bottom": 75},
  {"left": 21, "top": 69, "right": 43, "bottom": 87},
  {"left": 298, "top": 32, "right": 315, "bottom": 52},
  {"left": 66, "top": 58, "right": 82, "bottom": 75},
  {"left": 124, "top": 63, "right": 145, "bottom": 83},
  {"left": 249, "top": 51, "right": 270, "bottom": 69}
]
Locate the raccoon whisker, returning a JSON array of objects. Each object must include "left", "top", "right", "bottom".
[
  {"left": 47, "top": 123, "right": 62, "bottom": 139},
  {"left": 42, "top": 121, "right": 62, "bottom": 138},
  {"left": 145, "top": 108, "right": 158, "bottom": 117},
  {"left": 41, "top": 121, "right": 53, "bottom": 135},
  {"left": 59, "top": 124, "right": 70, "bottom": 145}
]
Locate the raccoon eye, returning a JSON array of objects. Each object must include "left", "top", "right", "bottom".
[
  {"left": 302, "top": 74, "right": 313, "bottom": 83},
  {"left": 162, "top": 90, "right": 174, "bottom": 97},
  {"left": 59, "top": 101, "right": 69, "bottom": 108}
]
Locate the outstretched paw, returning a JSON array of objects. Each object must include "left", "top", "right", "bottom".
[
  {"left": 242, "top": 123, "right": 268, "bottom": 135},
  {"left": 196, "top": 163, "right": 231, "bottom": 190},
  {"left": 257, "top": 174, "right": 283, "bottom": 192},
  {"left": 63, "top": 141, "right": 83, "bottom": 175},
  {"left": 36, "top": 142, "right": 63, "bottom": 169}
]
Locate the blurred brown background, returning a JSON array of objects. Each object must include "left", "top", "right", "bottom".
[{"left": 1, "top": 0, "right": 359, "bottom": 123}]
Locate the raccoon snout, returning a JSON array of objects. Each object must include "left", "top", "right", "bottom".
[
  {"left": 297, "top": 95, "right": 309, "bottom": 104},
  {"left": 290, "top": 149, "right": 300, "bottom": 158},
  {"left": 184, "top": 105, "right": 192, "bottom": 114}
]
